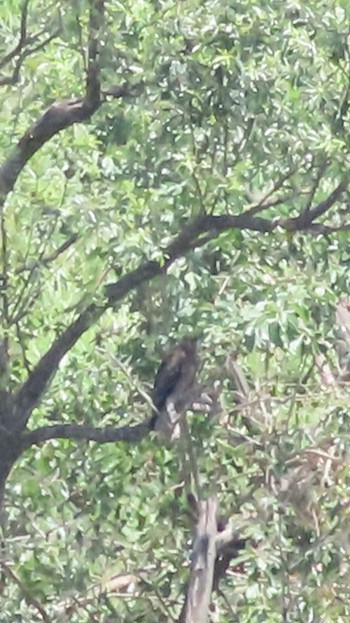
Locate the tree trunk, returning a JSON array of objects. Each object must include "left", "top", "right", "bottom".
[{"left": 0, "top": 431, "right": 23, "bottom": 519}]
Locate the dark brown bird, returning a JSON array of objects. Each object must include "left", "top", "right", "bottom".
[{"left": 150, "top": 337, "right": 198, "bottom": 431}]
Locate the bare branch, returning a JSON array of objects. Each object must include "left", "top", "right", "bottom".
[
  {"left": 0, "top": 340, "right": 10, "bottom": 422},
  {"left": 19, "top": 419, "right": 153, "bottom": 451},
  {"left": 165, "top": 213, "right": 276, "bottom": 263},
  {"left": 302, "top": 222, "right": 350, "bottom": 235},
  {"left": 0, "top": 209, "right": 10, "bottom": 415},
  {"left": 0, "top": 204, "right": 9, "bottom": 331},
  {"left": 179, "top": 497, "right": 246, "bottom": 622},
  {"left": 335, "top": 298, "right": 350, "bottom": 373},
  {"left": 184, "top": 497, "right": 218, "bottom": 623}
]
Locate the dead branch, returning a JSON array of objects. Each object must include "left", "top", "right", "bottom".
[
  {"left": 184, "top": 497, "right": 218, "bottom": 623},
  {"left": 53, "top": 573, "right": 141, "bottom": 619},
  {"left": 179, "top": 496, "right": 246, "bottom": 622}
]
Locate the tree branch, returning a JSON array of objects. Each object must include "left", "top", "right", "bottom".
[
  {"left": 304, "top": 176, "right": 349, "bottom": 223},
  {"left": 0, "top": 560, "right": 51, "bottom": 623},
  {"left": 12, "top": 177, "right": 350, "bottom": 430},
  {"left": 179, "top": 497, "right": 246, "bottom": 622},
  {"left": 0, "top": 0, "right": 105, "bottom": 195},
  {"left": 244, "top": 165, "right": 299, "bottom": 217},
  {"left": 85, "top": 0, "right": 104, "bottom": 108},
  {"left": 0, "top": 0, "right": 30, "bottom": 69},
  {"left": 12, "top": 261, "right": 163, "bottom": 427},
  {"left": 19, "top": 419, "right": 153, "bottom": 452},
  {"left": 303, "top": 159, "right": 329, "bottom": 213},
  {"left": 0, "top": 3, "right": 61, "bottom": 88},
  {"left": 183, "top": 497, "right": 218, "bottom": 623},
  {"left": 282, "top": 177, "right": 350, "bottom": 230},
  {"left": 15, "top": 233, "right": 78, "bottom": 275}
]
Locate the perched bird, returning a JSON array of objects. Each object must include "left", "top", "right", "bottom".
[{"left": 150, "top": 337, "right": 198, "bottom": 433}]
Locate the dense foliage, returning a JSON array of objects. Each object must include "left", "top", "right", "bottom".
[{"left": 1, "top": 0, "right": 350, "bottom": 621}]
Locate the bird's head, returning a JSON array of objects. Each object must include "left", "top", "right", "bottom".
[{"left": 180, "top": 335, "right": 199, "bottom": 356}]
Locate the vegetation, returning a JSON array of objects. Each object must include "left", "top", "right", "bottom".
[{"left": 1, "top": 0, "right": 350, "bottom": 620}]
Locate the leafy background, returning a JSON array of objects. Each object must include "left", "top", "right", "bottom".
[{"left": 1, "top": 0, "right": 350, "bottom": 621}]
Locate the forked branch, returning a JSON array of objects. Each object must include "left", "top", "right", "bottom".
[{"left": 12, "top": 178, "right": 350, "bottom": 430}]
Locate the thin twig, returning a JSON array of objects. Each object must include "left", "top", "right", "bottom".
[
  {"left": 304, "top": 159, "right": 329, "bottom": 212},
  {"left": 15, "top": 233, "right": 78, "bottom": 274},
  {"left": 0, "top": 560, "right": 51, "bottom": 623},
  {"left": 0, "top": 0, "right": 30, "bottom": 69}
]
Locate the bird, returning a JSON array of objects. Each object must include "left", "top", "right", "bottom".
[{"left": 150, "top": 337, "right": 198, "bottom": 433}]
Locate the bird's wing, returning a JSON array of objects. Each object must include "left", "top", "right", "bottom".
[{"left": 151, "top": 349, "right": 185, "bottom": 412}]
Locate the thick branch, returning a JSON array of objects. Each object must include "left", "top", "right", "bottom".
[
  {"left": 0, "top": 105, "right": 88, "bottom": 197},
  {"left": 164, "top": 212, "right": 276, "bottom": 262},
  {"left": 13, "top": 214, "right": 269, "bottom": 426},
  {"left": 85, "top": 0, "right": 104, "bottom": 108},
  {"left": 305, "top": 177, "right": 349, "bottom": 223},
  {"left": 12, "top": 261, "right": 163, "bottom": 426},
  {"left": 19, "top": 419, "right": 152, "bottom": 452},
  {"left": 184, "top": 497, "right": 218, "bottom": 623},
  {"left": 12, "top": 178, "right": 350, "bottom": 429}
]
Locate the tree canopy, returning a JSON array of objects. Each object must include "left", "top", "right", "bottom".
[{"left": 1, "top": 0, "right": 350, "bottom": 621}]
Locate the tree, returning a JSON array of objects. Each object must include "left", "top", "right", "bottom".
[{"left": 1, "top": 0, "right": 350, "bottom": 620}]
